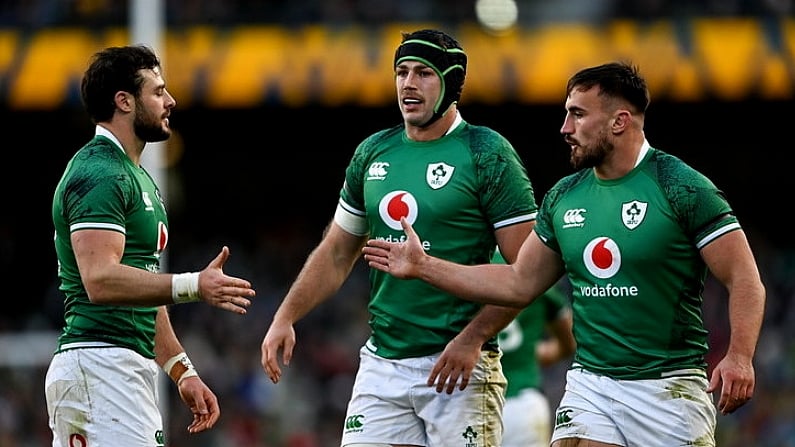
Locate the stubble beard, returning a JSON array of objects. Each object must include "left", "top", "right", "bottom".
[
  {"left": 134, "top": 100, "right": 171, "bottom": 143},
  {"left": 570, "top": 133, "right": 612, "bottom": 170}
]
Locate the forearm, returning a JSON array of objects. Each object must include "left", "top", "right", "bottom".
[
  {"left": 702, "top": 231, "right": 766, "bottom": 362},
  {"left": 153, "top": 307, "right": 201, "bottom": 385},
  {"left": 726, "top": 282, "right": 766, "bottom": 360},
  {"left": 153, "top": 306, "right": 185, "bottom": 366},
  {"left": 273, "top": 242, "right": 360, "bottom": 325},
  {"left": 457, "top": 305, "right": 520, "bottom": 347},
  {"left": 416, "top": 257, "right": 529, "bottom": 307}
]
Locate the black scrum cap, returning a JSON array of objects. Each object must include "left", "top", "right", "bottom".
[{"left": 394, "top": 29, "right": 467, "bottom": 126}]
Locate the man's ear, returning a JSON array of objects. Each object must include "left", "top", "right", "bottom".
[
  {"left": 612, "top": 109, "right": 631, "bottom": 134},
  {"left": 114, "top": 91, "right": 133, "bottom": 113}
]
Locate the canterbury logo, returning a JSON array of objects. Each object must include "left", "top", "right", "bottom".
[
  {"left": 555, "top": 408, "right": 574, "bottom": 427},
  {"left": 367, "top": 162, "right": 389, "bottom": 180},
  {"left": 563, "top": 208, "right": 586, "bottom": 228},
  {"left": 345, "top": 414, "right": 364, "bottom": 430}
]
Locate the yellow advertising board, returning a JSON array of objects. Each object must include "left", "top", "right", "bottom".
[{"left": 1, "top": 19, "right": 793, "bottom": 110}]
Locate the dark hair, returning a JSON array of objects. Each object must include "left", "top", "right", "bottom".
[
  {"left": 566, "top": 61, "right": 650, "bottom": 114},
  {"left": 80, "top": 44, "right": 161, "bottom": 123}
]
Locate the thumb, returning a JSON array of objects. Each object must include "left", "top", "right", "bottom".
[
  {"left": 208, "top": 246, "right": 230, "bottom": 270},
  {"left": 400, "top": 217, "right": 417, "bottom": 240},
  {"left": 706, "top": 367, "right": 720, "bottom": 393}
]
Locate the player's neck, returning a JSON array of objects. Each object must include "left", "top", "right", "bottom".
[
  {"left": 100, "top": 120, "right": 145, "bottom": 165},
  {"left": 405, "top": 107, "right": 458, "bottom": 142},
  {"left": 593, "top": 133, "right": 647, "bottom": 180}
]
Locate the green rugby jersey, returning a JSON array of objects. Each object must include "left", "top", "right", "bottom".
[
  {"left": 340, "top": 118, "right": 537, "bottom": 359},
  {"left": 534, "top": 143, "right": 740, "bottom": 380},
  {"left": 52, "top": 129, "right": 167, "bottom": 358}
]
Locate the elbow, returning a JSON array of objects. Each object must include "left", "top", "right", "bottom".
[
  {"left": 500, "top": 292, "right": 532, "bottom": 308},
  {"left": 82, "top": 276, "right": 114, "bottom": 304}
]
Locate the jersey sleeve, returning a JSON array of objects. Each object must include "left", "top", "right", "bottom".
[
  {"left": 654, "top": 151, "right": 739, "bottom": 249},
  {"left": 470, "top": 127, "right": 538, "bottom": 229},
  {"left": 62, "top": 142, "right": 134, "bottom": 234},
  {"left": 534, "top": 171, "right": 585, "bottom": 253},
  {"left": 335, "top": 128, "right": 394, "bottom": 236}
]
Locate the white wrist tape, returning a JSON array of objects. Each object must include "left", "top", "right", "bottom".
[
  {"left": 163, "top": 352, "right": 198, "bottom": 384},
  {"left": 177, "top": 369, "right": 199, "bottom": 385},
  {"left": 172, "top": 272, "right": 200, "bottom": 303}
]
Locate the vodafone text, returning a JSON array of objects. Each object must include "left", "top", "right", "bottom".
[
  {"left": 580, "top": 283, "right": 639, "bottom": 297},
  {"left": 374, "top": 234, "right": 432, "bottom": 251}
]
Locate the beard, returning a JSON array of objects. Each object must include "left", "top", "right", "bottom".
[
  {"left": 133, "top": 100, "right": 171, "bottom": 143},
  {"left": 570, "top": 132, "right": 612, "bottom": 170}
]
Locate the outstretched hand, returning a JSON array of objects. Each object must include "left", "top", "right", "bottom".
[
  {"left": 362, "top": 217, "right": 425, "bottom": 279},
  {"left": 199, "top": 246, "right": 256, "bottom": 314}
]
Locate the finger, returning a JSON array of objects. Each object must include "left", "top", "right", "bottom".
[
  {"left": 209, "top": 246, "right": 230, "bottom": 270},
  {"left": 235, "top": 278, "right": 255, "bottom": 290},
  {"left": 366, "top": 259, "right": 388, "bottom": 273},
  {"left": 706, "top": 368, "right": 720, "bottom": 393},
  {"left": 188, "top": 414, "right": 208, "bottom": 433},
  {"left": 216, "top": 301, "right": 247, "bottom": 315},
  {"left": 458, "top": 371, "right": 470, "bottom": 391},
  {"left": 434, "top": 369, "right": 451, "bottom": 393},
  {"left": 281, "top": 340, "right": 294, "bottom": 366},
  {"left": 361, "top": 245, "right": 384, "bottom": 256},
  {"left": 400, "top": 217, "right": 415, "bottom": 238},
  {"left": 445, "top": 372, "right": 459, "bottom": 394},
  {"left": 427, "top": 365, "right": 442, "bottom": 389},
  {"left": 263, "top": 347, "right": 282, "bottom": 383},
  {"left": 187, "top": 416, "right": 202, "bottom": 433},
  {"left": 718, "top": 384, "right": 735, "bottom": 414},
  {"left": 189, "top": 413, "right": 212, "bottom": 433},
  {"left": 224, "top": 292, "right": 253, "bottom": 308},
  {"left": 266, "top": 364, "right": 281, "bottom": 384},
  {"left": 363, "top": 241, "right": 389, "bottom": 252},
  {"left": 205, "top": 402, "right": 220, "bottom": 428}
]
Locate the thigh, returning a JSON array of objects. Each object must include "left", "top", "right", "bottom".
[
  {"left": 551, "top": 370, "right": 624, "bottom": 446},
  {"left": 342, "top": 348, "right": 507, "bottom": 447},
  {"left": 341, "top": 347, "right": 426, "bottom": 446},
  {"left": 416, "top": 350, "right": 507, "bottom": 447},
  {"left": 45, "top": 348, "right": 163, "bottom": 447},
  {"left": 551, "top": 370, "right": 716, "bottom": 447},
  {"left": 616, "top": 375, "right": 716, "bottom": 447}
]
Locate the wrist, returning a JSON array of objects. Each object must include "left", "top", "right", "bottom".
[
  {"left": 163, "top": 352, "right": 198, "bottom": 385},
  {"left": 172, "top": 272, "right": 200, "bottom": 303}
]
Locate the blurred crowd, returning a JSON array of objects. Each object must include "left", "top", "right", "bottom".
[{"left": 0, "top": 0, "right": 792, "bottom": 28}]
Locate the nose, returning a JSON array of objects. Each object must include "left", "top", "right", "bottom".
[
  {"left": 165, "top": 89, "right": 176, "bottom": 108},
  {"left": 560, "top": 114, "right": 572, "bottom": 135},
  {"left": 403, "top": 70, "right": 421, "bottom": 87}
]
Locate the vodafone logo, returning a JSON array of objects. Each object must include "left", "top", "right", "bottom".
[
  {"left": 379, "top": 190, "right": 418, "bottom": 230},
  {"left": 582, "top": 237, "right": 621, "bottom": 279}
]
